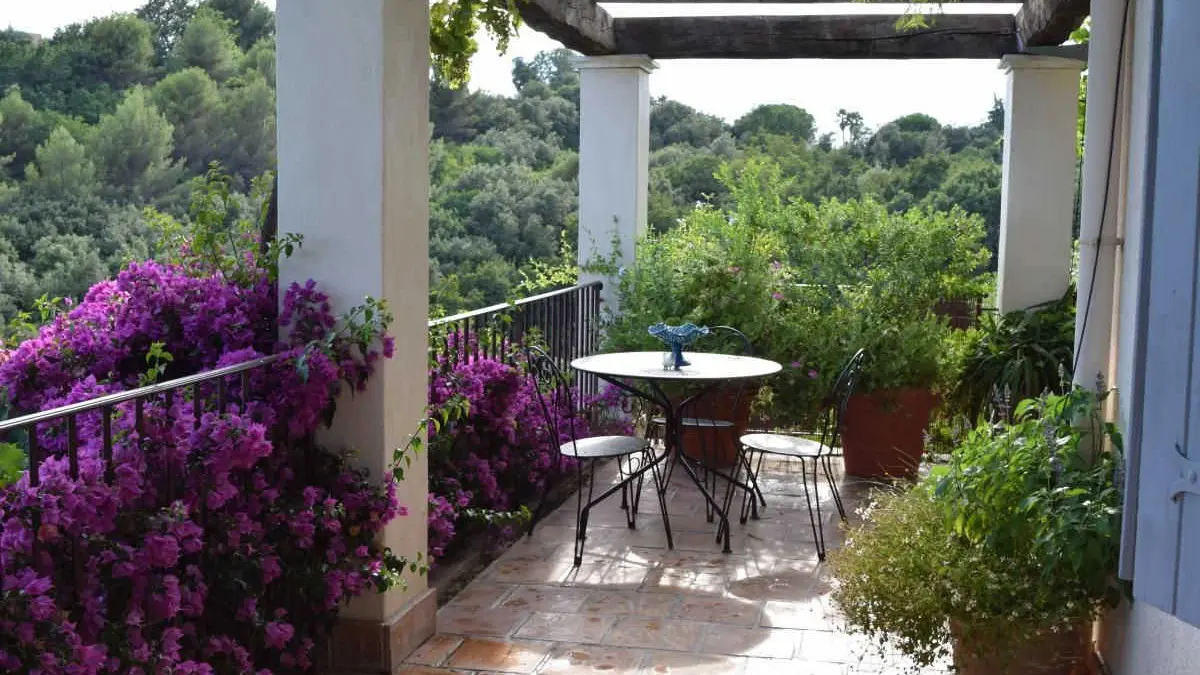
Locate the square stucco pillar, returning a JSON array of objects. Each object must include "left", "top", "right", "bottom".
[
  {"left": 995, "top": 55, "right": 1084, "bottom": 314},
  {"left": 277, "top": 0, "right": 433, "bottom": 672},
  {"left": 575, "top": 55, "right": 656, "bottom": 312}
]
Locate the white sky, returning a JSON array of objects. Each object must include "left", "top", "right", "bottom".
[{"left": 4, "top": 1, "right": 1016, "bottom": 134}]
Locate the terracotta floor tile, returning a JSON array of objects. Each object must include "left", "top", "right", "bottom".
[
  {"left": 500, "top": 586, "right": 592, "bottom": 613},
  {"left": 445, "top": 637, "right": 552, "bottom": 673},
  {"left": 638, "top": 651, "right": 746, "bottom": 675},
  {"left": 743, "top": 658, "right": 845, "bottom": 675},
  {"left": 444, "top": 583, "right": 515, "bottom": 612},
  {"left": 489, "top": 561, "right": 576, "bottom": 585},
  {"left": 424, "top": 460, "right": 942, "bottom": 673},
  {"left": 701, "top": 626, "right": 803, "bottom": 659},
  {"left": 407, "top": 634, "right": 464, "bottom": 666},
  {"left": 538, "top": 644, "right": 646, "bottom": 674},
  {"left": 600, "top": 560, "right": 658, "bottom": 586},
  {"left": 438, "top": 605, "right": 532, "bottom": 637},
  {"left": 602, "top": 617, "right": 707, "bottom": 652},
  {"left": 673, "top": 595, "right": 763, "bottom": 626},
  {"left": 580, "top": 590, "right": 678, "bottom": 617},
  {"left": 515, "top": 611, "right": 617, "bottom": 643},
  {"left": 793, "top": 631, "right": 869, "bottom": 664},
  {"left": 559, "top": 562, "right": 613, "bottom": 588},
  {"left": 759, "top": 600, "right": 840, "bottom": 631},
  {"left": 394, "top": 667, "right": 472, "bottom": 674}
]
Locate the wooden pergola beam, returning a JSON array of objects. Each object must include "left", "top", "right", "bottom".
[
  {"left": 1015, "top": 0, "right": 1090, "bottom": 46},
  {"left": 604, "top": 0, "right": 1013, "bottom": 3},
  {"left": 613, "top": 14, "right": 1018, "bottom": 59},
  {"left": 517, "top": 0, "right": 617, "bottom": 54}
]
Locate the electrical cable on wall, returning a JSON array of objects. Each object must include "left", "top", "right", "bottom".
[{"left": 1073, "top": 0, "right": 1133, "bottom": 378}]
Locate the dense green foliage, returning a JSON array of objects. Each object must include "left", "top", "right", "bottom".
[
  {"left": 0, "top": 2, "right": 276, "bottom": 328},
  {"left": 428, "top": 54, "right": 1004, "bottom": 315},
  {"left": 949, "top": 287, "right": 1076, "bottom": 422},
  {"left": 1, "top": 1, "right": 1006, "bottom": 327},
  {"left": 831, "top": 389, "right": 1123, "bottom": 670},
  {"left": 605, "top": 161, "right": 991, "bottom": 425}
]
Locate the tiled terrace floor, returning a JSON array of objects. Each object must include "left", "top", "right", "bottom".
[{"left": 402, "top": 457, "right": 949, "bottom": 675}]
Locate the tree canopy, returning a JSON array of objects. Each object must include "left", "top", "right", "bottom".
[{"left": 0, "top": 1, "right": 1007, "bottom": 330}]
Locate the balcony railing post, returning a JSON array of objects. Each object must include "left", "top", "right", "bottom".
[{"left": 425, "top": 282, "right": 605, "bottom": 376}]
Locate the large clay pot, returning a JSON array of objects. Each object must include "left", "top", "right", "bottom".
[
  {"left": 841, "top": 388, "right": 937, "bottom": 480},
  {"left": 951, "top": 620, "right": 1091, "bottom": 675},
  {"left": 678, "top": 388, "right": 750, "bottom": 469}
]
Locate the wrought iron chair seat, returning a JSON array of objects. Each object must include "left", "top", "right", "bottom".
[
  {"left": 739, "top": 348, "right": 866, "bottom": 561},
  {"left": 525, "top": 345, "right": 673, "bottom": 566},
  {"left": 740, "top": 433, "right": 832, "bottom": 458},
  {"left": 561, "top": 436, "right": 650, "bottom": 459}
]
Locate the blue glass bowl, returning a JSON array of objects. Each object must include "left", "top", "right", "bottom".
[{"left": 648, "top": 323, "right": 709, "bottom": 369}]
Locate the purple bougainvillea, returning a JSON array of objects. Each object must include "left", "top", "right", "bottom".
[
  {"left": 0, "top": 255, "right": 402, "bottom": 673},
  {"left": 424, "top": 341, "right": 630, "bottom": 562}
]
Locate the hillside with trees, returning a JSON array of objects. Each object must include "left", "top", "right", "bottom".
[{"left": 0, "top": 0, "right": 1005, "bottom": 326}]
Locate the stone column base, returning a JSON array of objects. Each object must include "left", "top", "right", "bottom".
[{"left": 319, "top": 588, "right": 437, "bottom": 674}]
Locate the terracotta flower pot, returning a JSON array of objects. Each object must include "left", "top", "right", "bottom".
[
  {"left": 841, "top": 388, "right": 937, "bottom": 480},
  {"left": 950, "top": 620, "right": 1091, "bottom": 675}
]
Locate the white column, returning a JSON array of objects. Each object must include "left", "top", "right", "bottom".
[
  {"left": 574, "top": 55, "right": 656, "bottom": 311},
  {"left": 277, "top": 0, "right": 433, "bottom": 671},
  {"left": 995, "top": 55, "right": 1084, "bottom": 314}
]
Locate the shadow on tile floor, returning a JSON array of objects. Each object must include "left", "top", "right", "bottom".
[{"left": 401, "top": 458, "right": 950, "bottom": 675}]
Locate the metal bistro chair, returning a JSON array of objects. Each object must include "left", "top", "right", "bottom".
[
  {"left": 739, "top": 348, "right": 866, "bottom": 560},
  {"left": 646, "top": 326, "right": 760, "bottom": 543},
  {"left": 524, "top": 346, "right": 673, "bottom": 566}
]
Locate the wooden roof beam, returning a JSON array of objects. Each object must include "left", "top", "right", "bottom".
[
  {"left": 1015, "top": 0, "right": 1090, "bottom": 46},
  {"left": 604, "top": 0, "right": 1014, "bottom": 3},
  {"left": 517, "top": 0, "right": 617, "bottom": 54},
  {"left": 612, "top": 14, "right": 1018, "bottom": 59}
]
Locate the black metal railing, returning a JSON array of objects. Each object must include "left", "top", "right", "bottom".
[
  {"left": 0, "top": 354, "right": 285, "bottom": 594},
  {"left": 429, "top": 282, "right": 604, "bottom": 400}
]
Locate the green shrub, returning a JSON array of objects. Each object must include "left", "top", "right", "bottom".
[
  {"left": 607, "top": 159, "right": 992, "bottom": 425},
  {"left": 950, "top": 286, "right": 1075, "bottom": 421},
  {"left": 831, "top": 388, "right": 1123, "bottom": 669}
]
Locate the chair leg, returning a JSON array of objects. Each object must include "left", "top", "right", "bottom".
[
  {"left": 648, "top": 448, "right": 674, "bottom": 550},
  {"left": 798, "top": 457, "right": 825, "bottom": 561},
  {"left": 822, "top": 455, "right": 847, "bottom": 521},
  {"left": 752, "top": 450, "right": 768, "bottom": 508},
  {"left": 622, "top": 454, "right": 643, "bottom": 530},
  {"left": 574, "top": 459, "right": 600, "bottom": 567},
  {"left": 738, "top": 447, "right": 761, "bottom": 524},
  {"left": 812, "top": 456, "right": 828, "bottom": 561},
  {"left": 632, "top": 452, "right": 647, "bottom": 515}
]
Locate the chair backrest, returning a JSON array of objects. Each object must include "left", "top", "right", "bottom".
[
  {"left": 704, "top": 325, "right": 754, "bottom": 357},
  {"left": 523, "top": 345, "right": 579, "bottom": 456},
  {"left": 820, "top": 348, "right": 866, "bottom": 452},
  {"left": 679, "top": 326, "right": 756, "bottom": 424}
]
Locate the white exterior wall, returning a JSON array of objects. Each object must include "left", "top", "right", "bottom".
[{"left": 1102, "top": 0, "right": 1200, "bottom": 670}]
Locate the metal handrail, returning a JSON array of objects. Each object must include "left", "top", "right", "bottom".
[
  {"left": 0, "top": 353, "right": 285, "bottom": 433},
  {"left": 428, "top": 281, "right": 603, "bottom": 328}
]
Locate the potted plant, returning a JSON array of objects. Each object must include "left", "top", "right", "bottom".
[
  {"left": 839, "top": 310, "right": 948, "bottom": 479},
  {"left": 830, "top": 389, "right": 1123, "bottom": 674}
]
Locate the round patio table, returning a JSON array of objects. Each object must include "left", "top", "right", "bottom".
[{"left": 571, "top": 351, "right": 782, "bottom": 553}]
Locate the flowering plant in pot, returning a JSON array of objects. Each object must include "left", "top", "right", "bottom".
[
  {"left": 830, "top": 388, "right": 1123, "bottom": 674},
  {"left": 827, "top": 202, "right": 991, "bottom": 479}
]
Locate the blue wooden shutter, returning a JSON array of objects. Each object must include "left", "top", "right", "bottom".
[{"left": 1131, "top": 0, "right": 1200, "bottom": 627}]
